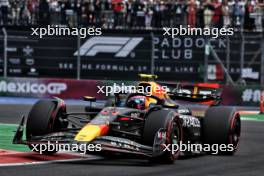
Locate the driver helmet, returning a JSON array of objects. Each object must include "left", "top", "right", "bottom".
[{"left": 126, "top": 96, "right": 146, "bottom": 110}]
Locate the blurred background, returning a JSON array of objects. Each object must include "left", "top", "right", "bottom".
[
  {"left": 0, "top": 0, "right": 263, "bottom": 107},
  {"left": 0, "top": 0, "right": 263, "bottom": 30}
]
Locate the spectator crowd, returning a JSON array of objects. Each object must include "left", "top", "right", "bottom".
[{"left": 0, "top": 0, "right": 264, "bottom": 31}]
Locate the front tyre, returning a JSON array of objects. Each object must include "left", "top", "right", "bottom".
[
  {"left": 26, "top": 99, "right": 67, "bottom": 154},
  {"left": 143, "top": 110, "right": 183, "bottom": 164}
]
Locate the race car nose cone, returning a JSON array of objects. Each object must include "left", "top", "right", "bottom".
[{"left": 74, "top": 125, "right": 101, "bottom": 142}]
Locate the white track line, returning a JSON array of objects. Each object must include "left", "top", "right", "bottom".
[
  {"left": 0, "top": 154, "right": 101, "bottom": 167},
  {"left": 241, "top": 117, "right": 264, "bottom": 122},
  {"left": 239, "top": 111, "right": 260, "bottom": 115}
]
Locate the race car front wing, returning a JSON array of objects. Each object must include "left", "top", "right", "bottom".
[{"left": 13, "top": 116, "right": 166, "bottom": 158}]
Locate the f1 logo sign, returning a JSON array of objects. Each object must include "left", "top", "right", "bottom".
[{"left": 74, "top": 37, "right": 143, "bottom": 57}]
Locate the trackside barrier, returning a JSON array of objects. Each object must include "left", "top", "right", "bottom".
[{"left": 0, "top": 77, "right": 264, "bottom": 107}]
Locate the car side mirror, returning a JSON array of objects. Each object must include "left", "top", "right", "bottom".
[{"left": 163, "top": 101, "right": 179, "bottom": 109}]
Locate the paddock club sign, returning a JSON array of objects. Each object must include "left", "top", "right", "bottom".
[
  {"left": 153, "top": 36, "right": 227, "bottom": 60},
  {"left": 78, "top": 35, "right": 227, "bottom": 81}
]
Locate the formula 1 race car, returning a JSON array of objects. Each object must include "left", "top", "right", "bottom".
[
  {"left": 13, "top": 91, "right": 241, "bottom": 163},
  {"left": 138, "top": 74, "right": 222, "bottom": 106}
]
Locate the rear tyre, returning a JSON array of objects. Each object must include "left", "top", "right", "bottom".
[
  {"left": 143, "top": 109, "right": 182, "bottom": 164},
  {"left": 26, "top": 100, "right": 67, "bottom": 154},
  {"left": 203, "top": 107, "right": 241, "bottom": 155}
]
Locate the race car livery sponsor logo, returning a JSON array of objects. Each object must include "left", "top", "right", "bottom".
[
  {"left": 177, "top": 109, "right": 191, "bottom": 114},
  {"left": 74, "top": 37, "right": 143, "bottom": 57},
  {"left": 0, "top": 80, "right": 67, "bottom": 94},
  {"left": 179, "top": 115, "right": 201, "bottom": 128}
]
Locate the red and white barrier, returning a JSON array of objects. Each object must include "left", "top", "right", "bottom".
[{"left": 259, "top": 95, "right": 264, "bottom": 114}]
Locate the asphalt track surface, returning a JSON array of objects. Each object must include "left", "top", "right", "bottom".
[{"left": 0, "top": 104, "right": 263, "bottom": 176}]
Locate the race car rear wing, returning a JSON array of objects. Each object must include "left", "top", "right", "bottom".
[
  {"left": 168, "top": 92, "right": 221, "bottom": 105},
  {"left": 157, "top": 82, "right": 221, "bottom": 105}
]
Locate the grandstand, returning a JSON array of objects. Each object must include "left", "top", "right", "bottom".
[{"left": 0, "top": 0, "right": 263, "bottom": 31}]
